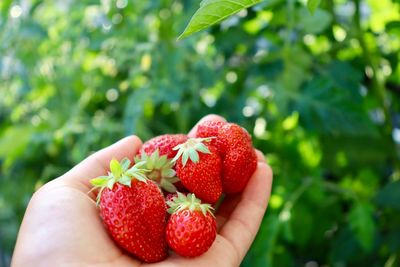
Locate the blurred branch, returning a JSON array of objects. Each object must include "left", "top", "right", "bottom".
[
  {"left": 280, "top": 177, "right": 313, "bottom": 215},
  {"left": 353, "top": 0, "right": 399, "bottom": 171},
  {"left": 322, "top": 180, "right": 358, "bottom": 200},
  {"left": 326, "top": 0, "right": 338, "bottom": 57},
  {"left": 284, "top": 0, "right": 295, "bottom": 50},
  {"left": 353, "top": 0, "right": 391, "bottom": 128}
]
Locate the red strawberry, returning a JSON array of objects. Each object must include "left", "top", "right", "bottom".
[
  {"left": 218, "top": 123, "right": 257, "bottom": 193},
  {"left": 172, "top": 181, "right": 188, "bottom": 192},
  {"left": 166, "top": 193, "right": 217, "bottom": 257},
  {"left": 196, "top": 120, "right": 226, "bottom": 147},
  {"left": 90, "top": 158, "right": 167, "bottom": 263},
  {"left": 196, "top": 122, "right": 257, "bottom": 194},
  {"left": 172, "top": 138, "right": 222, "bottom": 203},
  {"left": 139, "top": 134, "right": 188, "bottom": 159}
]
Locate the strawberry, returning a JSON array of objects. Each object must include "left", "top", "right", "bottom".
[
  {"left": 139, "top": 134, "right": 188, "bottom": 159},
  {"left": 134, "top": 150, "right": 179, "bottom": 193},
  {"left": 90, "top": 158, "right": 167, "bottom": 263},
  {"left": 166, "top": 193, "right": 217, "bottom": 257},
  {"left": 196, "top": 122, "right": 257, "bottom": 194},
  {"left": 172, "top": 180, "right": 188, "bottom": 192},
  {"left": 172, "top": 138, "right": 222, "bottom": 203},
  {"left": 217, "top": 123, "right": 257, "bottom": 193},
  {"left": 196, "top": 120, "right": 226, "bottom": 147}
]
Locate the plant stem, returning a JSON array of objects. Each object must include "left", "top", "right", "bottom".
[
  {"left": 353, "top": 0, "right": 390, "bottom": 128},
  {"left": 353, "top": 0, "right": 399, "bottom": 171}
]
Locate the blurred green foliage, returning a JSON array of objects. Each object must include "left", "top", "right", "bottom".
[{"left": 1, "top": 0, "right": 400, "bottom": 266}]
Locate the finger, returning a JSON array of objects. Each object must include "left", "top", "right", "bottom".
[
  {"left": 219, "top": 162, "right": 273, "bottom": 261},
  {"left": 215, "top": 194, "right": 241, "bottom": 230},
  {"left": 255, "top": 149, "right": 266, "bottom": 163},
  {"left": 215, "top": 150, "right": 266, "bottom": 229},
  {"left": 60, "top": 135, "right": 142, "bottom": 189},
  {"left": 216, "top": 149, "right": 267, "bottom": 230},
  {"left": 188, "top": 114, "right": 226, "bottom": 137}
]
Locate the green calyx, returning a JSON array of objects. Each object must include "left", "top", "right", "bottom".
[
  {"left": 167, "top": 192, "right": 214, "bottom": 217},
  {"left": 172, "top": 137, "right": 214, "bottom": 167},
  {"left": 90, "top": 158, "right": 148, "bottom": 204},
  {"left": 134, "top": 149, "right": 179, "bottom": 193}
]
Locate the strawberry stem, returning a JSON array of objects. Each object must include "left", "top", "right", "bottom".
[
  {"left": 89, "top": 158, "right": 149, "bottom": 205},
  {"left": 171, "top": 137, "right": 215, "bottom": 167},
  {"left": 134, "top": 149, "right": 179, "bottom": 193},
  {"left": 167, "top": 192, "right": 215, "bottom": 217}
]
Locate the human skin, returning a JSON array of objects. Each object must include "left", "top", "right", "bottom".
[{"left": 12, "top": 115, "right": 273, "bottom": 267}]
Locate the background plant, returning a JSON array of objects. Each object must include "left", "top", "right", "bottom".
[{"left": 0, "top": 0, "right": 399, "bottom": 266}]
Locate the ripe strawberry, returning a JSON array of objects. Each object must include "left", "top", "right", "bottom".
[
  {"left": 139, "top": 134, "right": 188, "bottom": 159},
  {"left": 166, "top": 193, "right": 217, "bottom": 257},
  {"left": 196, "top": 122, "right": 257, "bottom": 194},
  {"left": 218, "top": 123, "right": 257, "bottom": 193},
  {"left": 172, "top": 180, "right": 188, "bottom": 192},
  {"left": 134, "top": 150, "right": 179, "bottom": 193},
  {"left": 90, "top": 158, "right": 167, "bottom": 263},
  {"left": 196, "top": 120, "right": 226, "bottom": 147},
  {"left": 172, "top": 138, "right": 222, "bottom": 203}
]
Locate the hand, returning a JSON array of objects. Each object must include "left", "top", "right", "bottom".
[{"left": 12, "top": 115, "right": 273, "bottom": 267}]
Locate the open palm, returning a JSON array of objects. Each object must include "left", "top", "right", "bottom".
[{"left": 12, "top": 115, "right": 273, "bottom": 267}]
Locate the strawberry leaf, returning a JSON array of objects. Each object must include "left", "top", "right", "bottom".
[
  {"left": 90, "top": 177, "right": 108, "bottom": 187},
  {"left": 110, "top": 159, "right": 122, "bottom": 177},
  {"left": 188, "top": 148, "right": 200, "bottom": 163},
  {"left": 172, "top": 138, "right": 213, "bottom": 167},
  {"left": 182, "top": 151, "right": 189, "bottom": 166},
  {"left": 196, "top": 143, "right": 211, "bottom": 154},
  {"left": 162, "top": 169, "right": 177, "bottom": 178},
  {"left": 307, "top": 0, "right": 321, "bottom": 14},
  {"left": 167, "top": 192, "right": 215, "bottom": 215},
  {"left": 120, "top": 158, "right": 131, "bottom": 171},
  {"left": 119, "top": 175, "right": 132, "bottom": 187},
  {"left": 160, "top": 180, "right": 177, "bottom": 193},
  {"left": 107, "top": 179, "right": 115, "bottom": 189}
]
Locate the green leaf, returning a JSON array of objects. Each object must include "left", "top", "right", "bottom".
[
  {"left": 196, "top": 143, "right": 211, "bottom": 154},
  {"left": 110, "top": 159, "right": 122, "bottom": 177},
  {"left": 178, "top": 0, "right": 262, "bottom": 39},
  {"left": 119, "top": 175, "right": 132, "bottom": 187},
  {"left": 307, "top": 0, "right": 321, "bottom": 14},
  {"left": 182, "top": 151, "right": 189, "bottom": 166},
  {"left": 375, "top": 181, "right": 400, "bottom": 210},
  {"left": 188, "top": 148, "right": 200, "bottom": 163},
  {"left": 120, "top": 158, "right": 131, "bottom": 171},
  {"left": 131, "top": 172, "right": 148, "bottom": 183},
  {"left": 172, "top": 146, "right": 184, "bottom": 163},
  {"left": 162, "top": 169, "right": 177, "bottom": 178},
  {"left": 298, "top": 7, "right": 332, "bottom": 34},
  {"left": 348, "top": 202, "right": 376, "bottom": 252},
  {"left": 0, "top": 0, "right": 12, "bottom": 18},
  {"left": 107, "top": 179, "right": 115, "bottom": 189},
  {"left": 294, "top": 76, "right": 378, "bottom": 136},
  {"left": 0, "top": 125, "right": 33, "bottom": 169},
  {"left": 160, "top": 180, "right": 177, "bottom": 193},
  {"left": 90, "top": 177, "right": 108, "bottom": 187}
]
